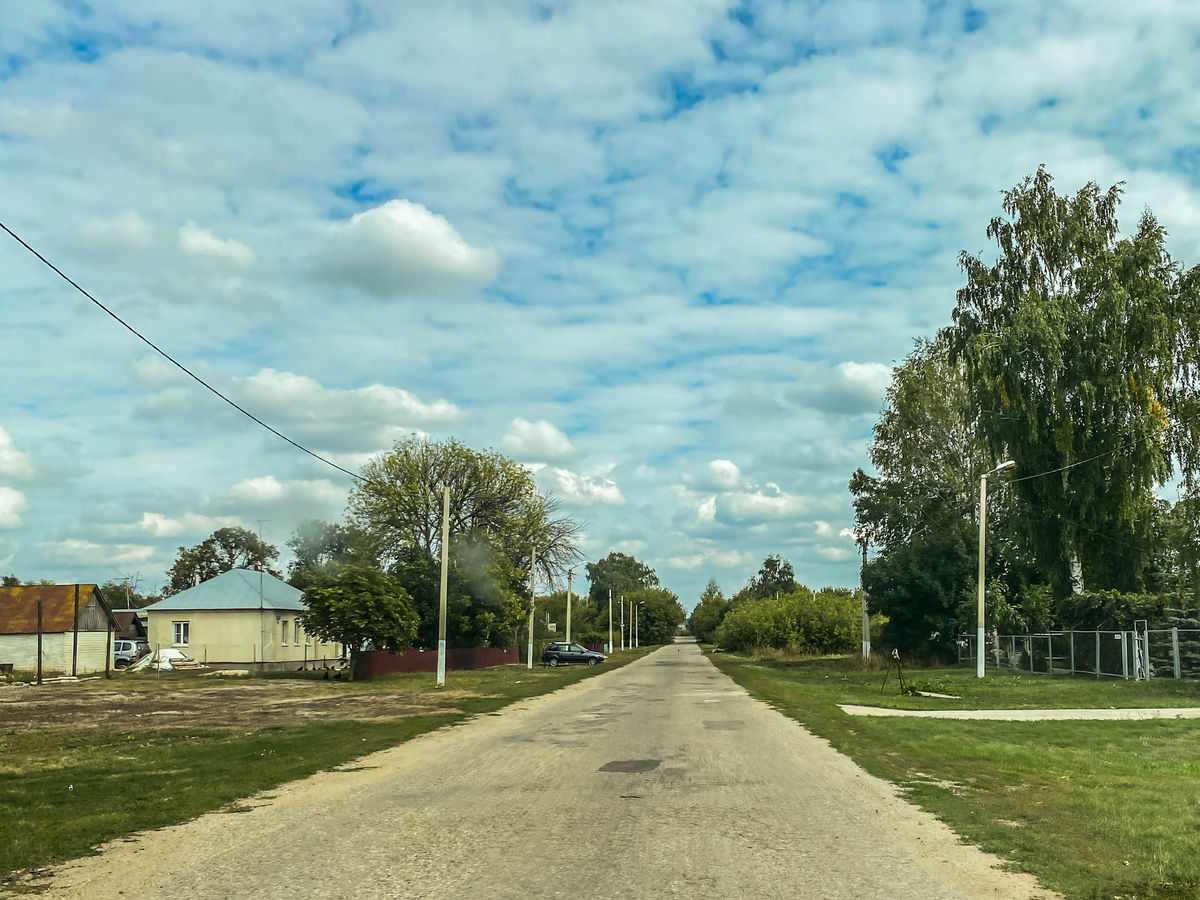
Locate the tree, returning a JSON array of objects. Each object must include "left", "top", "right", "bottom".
[
  {"left": 350, "top": 437, "right": 579, "bottom": 584},
  {"left": 950, "top": 168, "right": 1200, "bottom": 595},
  {"left": 300, "top": 565, "right": 419, "bottom": 679},
  {"left": 286, "top": 519, "right": 381, "bottom": 591},
  {"left": 163, "top": 526, "right": 280, "bottom": 596},
  {"left": 688, "top": 579, "right": 728, "bottom": 643},
  {"left": 626, "top": 587, "right": 686, "bottom": 645},
  {"left": 585, "top": 552, "right": 659, "bottom": 604},
  {"left": 98, "top": 580, "right": 159, "bottom": 609},
  {"left": 732, "top": 555, "right": 797, "bottom": 604}
]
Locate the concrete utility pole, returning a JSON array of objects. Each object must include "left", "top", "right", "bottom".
[
  {"left": 860, "top": 542, "right": 871, "bottom": 660},
  {"left": 437, "top": 486, "right": 450, "bottom": 687},
  {"left": 608, "top": 589, "right": 613, "bottom": 654},
  {"left": 527, "top": 547, "right": 536, "bottom": 670},
  {"left": 620, "top": 595, "right": 625, "bottom": 650},
  {"left": 977, "top": 461, "right": 1016, "bottom": 678},
  {"left": 565, "top": 570, "right": 573, "bottom": 643},
  {"left": 257, "top": 519, "right": 269, "bottom": 670}
]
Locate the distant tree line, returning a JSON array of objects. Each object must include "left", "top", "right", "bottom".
[{"left": 851, "top": 169, "right": 1200, "bottom": 657}]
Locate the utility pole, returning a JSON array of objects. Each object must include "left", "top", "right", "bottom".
[
  {"left": 527, "top": 547, "right": 536, "bottom": 670},
  {"left": 257, "top": 520, "right": 269, "bottom": 672},
  {"left": 977, "top": 461, "right": 1016, "bottom": 678},
  {"left": 608, "top": 588, "right": 613, "bottom": 654},
  {"left": 437, "top": 486, "right": 450, "bottom": 687},
  {"left": 566, "top": 569, "right": 573, "bottom": 643},
  {"left": 620, "top": 594, "right": 625, "bottom": 650},
  {"left": 635, "top": 602, "right": 640, "bottom": 648},
  {"left": 860, "top": 541, "right": 870, "bottom": 660}
]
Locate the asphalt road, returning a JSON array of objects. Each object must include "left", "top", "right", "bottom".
[{"left": 50, "top": 640, "right": 1055, "bottom": 900}]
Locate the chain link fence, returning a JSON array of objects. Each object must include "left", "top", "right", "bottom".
[{"left": 959, "top": 627, "right": 1200, "bottom": 680}]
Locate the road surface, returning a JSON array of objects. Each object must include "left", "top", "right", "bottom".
[{"left": 48, "top": 640, "right": 1055, "bottom": 899}]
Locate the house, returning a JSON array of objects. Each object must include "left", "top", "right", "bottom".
[
  {"left": 0, "top": 584, "right": 120, "bottom": 676},
  {"left": 143, "top": 568, "right": 341, "bottom": 670},
  {"left": 111, "top": 609, "right": 148, "bottom": 641}
]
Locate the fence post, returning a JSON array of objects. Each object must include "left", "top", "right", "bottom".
[
  {"left": 1069, "top": 631, "right": 1075, "bottom": 675},
  {"left": 1048, "top": 634, "right": 1053, "bottom": 675},
  {"left": 1173, "top": 627, "right": 1181, "bottom": 681},
  {"left": 1121, "top": 633, "right": 1129, "bottom": 679},
  {"left": 1095, "top": 630, "right": 1100, "bottom": 679},
  {"left": 1029, "top": 637, "right": 1034, "bottom": 673}
]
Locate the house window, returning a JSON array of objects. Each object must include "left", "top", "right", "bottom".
[
  {"left": 294, "top": 621, "right": 301, "bottom": 646},
  {"left": 172, "top": 621, "right": 190, "bottom": 647},
  {"left": 281, "top": 620, "right": 289, "bottom": 646}
]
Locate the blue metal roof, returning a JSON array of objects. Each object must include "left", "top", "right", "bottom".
[{"left": 144, "top": 569, "right": 305, "bottom": 612}]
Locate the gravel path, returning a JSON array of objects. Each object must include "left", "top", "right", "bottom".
[
  {"left": 46, "top": 640, "right": 1057, "bottom": 900},
  {"left": 841, "top": 703, "right": 1200, "bottom": 720}
]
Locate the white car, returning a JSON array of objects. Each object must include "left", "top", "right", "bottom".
[{"left": 113, "top": 639, "right": 149, "bottom": 668}]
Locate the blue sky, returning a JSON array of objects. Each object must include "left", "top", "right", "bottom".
[{"left": 3, "top": 0, "right": 1200, "bottom": 607}]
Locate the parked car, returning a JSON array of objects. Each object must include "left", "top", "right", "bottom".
[
  {"left": 113, "top": 639, "right": 149, "bottom": 668},
  {"left": 542, "top": 642, "right": 605, "bottom": 667}
]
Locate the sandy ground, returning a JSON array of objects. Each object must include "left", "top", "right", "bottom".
[
  {"left": 40, "top": 642, "right": 1058, "bottom": 900},
  {"left": 0, "top": 678, "right": 447, "bottom": 731},
  {"left": 841, "top": 703, "right": 1200, "bottom": 720}
]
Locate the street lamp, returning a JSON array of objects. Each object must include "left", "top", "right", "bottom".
[
  {"left": 635, "top": 601, "right": 644, "bottom": 648},
  {"left": 977, "top": 460, "right": 1016, "bottom": 678}
]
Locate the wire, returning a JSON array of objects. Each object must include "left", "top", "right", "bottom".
[{"left": 0, "top": 220, "right": 362, "bottom": 481}]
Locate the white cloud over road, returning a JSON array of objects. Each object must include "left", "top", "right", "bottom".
[
  {"left": 311, "top": 200, "right": 499, "bottom": 299},
  {"left": 503, "top": 418, "right": 576, "bottom": 461}
]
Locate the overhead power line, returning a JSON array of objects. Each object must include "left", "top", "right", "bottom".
[{"left": 0, "top": 220, "right": 361, "bottom": 481}]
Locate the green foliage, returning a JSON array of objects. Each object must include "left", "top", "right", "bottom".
[
  {"left": 950, "top": 167, "right": 1200, "bottom": 594},
  {"left": 1054, "top": 590, "right": 1173, "bottom": 630},
  {"left": 301, "top": 565, "right": 418, "bottom": 676},
  {"left": 286, "top": 519, "right": 382, "bottom": 591},
  {"left": 163, "top": 526, "right": 280, "bottom": 596},
  {"left": 733, "top": 554, "right": 797, "bottom": 603},
  {"left": 624, "top": 587, "right": 686, "bottom": 645},
  {"left": 585, "top": 552, "right": 659, "bottom": 603},
  {"left": 688, "top": 578, "right": 728, "bottom": 643},
  {"left": 97, "top": 580, "right": 159, "bottom": 609},
  {"left": 713, "top": 586, "right": 860, "bottom": 654},
  {"left": 349, "top": 436, "right": 579, "bottom": 583}
]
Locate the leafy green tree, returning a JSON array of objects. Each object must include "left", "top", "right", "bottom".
[
  {"left": 164, "top": 526, "right": 279, "bottom": 596},
  {"left": 731, "top": 555, "right": 797, "bottom": 605},
  {"left": 98, "top": 580, "right": 159, "bottom": 609},
  {"left": 585, "top": 552, "right": 659, "bottom": 604},
  {"left": 688, "top": 579, "right": 728, "bottom": 643},
  {"left": 286, "top": 520, "right": 381, "bottom": 591},
  {"left": 626, "top": 587, "right": 686, "bottom": 645},
  {"left": 301, "top": 565, "right": 419, "bottom": 679},
  {"left": 950, "top": 167, "right": 1200, "bottom": 595},
  {"left": 712, "top": 585, "right": 860, "bottom": 653},
  {"left": 350, "top": 437, "right": 579, "bottom": 584}
]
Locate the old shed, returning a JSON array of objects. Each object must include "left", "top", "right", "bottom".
[{"left": 0, "top": 584, "right": 120, "bottom": 675}]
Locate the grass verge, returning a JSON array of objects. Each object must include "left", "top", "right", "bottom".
[
  {"left": 0, "top": 649, "right": 654, "bottom": 884},
  {"left": 708, "top": 652, "right": 1200, "bottom": 900}
]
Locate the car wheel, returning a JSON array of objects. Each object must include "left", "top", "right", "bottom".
[
  {"left": 548, "top": 657, "right": 559, "bottom": 667},
  {"left": 588, "top": 658, "right": 598, "bottom": 666}
]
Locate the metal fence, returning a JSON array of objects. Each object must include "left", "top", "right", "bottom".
[{"left": 959, "top": 626, "right": 1200, "bottom": 680}]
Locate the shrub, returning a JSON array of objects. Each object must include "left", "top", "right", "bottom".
[{"left": 713, "top": 586, "right": 861, "bottom": 654}]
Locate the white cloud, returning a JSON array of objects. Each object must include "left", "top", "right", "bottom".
[
  {"left": 667, "top": 547, "right": 751, "bottom": 570},
  {"left": 311, "top": 199, "right": 500, "bottom": 299},
  {"left": 708, "top": 459, "right": 741, "bottom": 490},
  {"left": 818, "top": 547, "right": 854, "bottom": 562},
  {"left": 0, "top": 100, "right": 77, "bottom": 138},
  {"left": 0, "top": 429, "right": 33, "bottom": 479},
  {"left": 0, "top": 487, "right": 28, "bottom": 529},
  {"left": 697, "top": 496, "right": 717, "bottom": 523},
  {"left": 502, "top": 417, "right": 576, "bottom": 461},
  {"left": 179, "top": 222, "right": 253, "bottom": 266},
  {"left": 836, "top": 362, "right": 893, "bottom": 401},
  {"left": 611, "top": 539, "right": 647, "bottom": 554},
  {"left": 719, "top": 489, "right": 809, "bottom": 523},
  {"left": 229, "top": 475, "right": 344, "bottom": 507},
  {"left": 38, "top": 539, "right": 155, "bottom": 565},
  {"left": 137, "top": 512, "right": 243, "bottom": 538},
  {"left": 541, "top": 466, "right": 625, "bottom": 506}
]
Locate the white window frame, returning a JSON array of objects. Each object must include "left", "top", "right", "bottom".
[
  {"left": 172, "top": 621, "right": 190, "bottom": 647},
  {"left": 294, "top": 621, "right": 301, "bottom": 646}
]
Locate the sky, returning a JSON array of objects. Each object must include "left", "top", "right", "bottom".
[{"left": 4, "top": 0, "right": 1200, "bottom": 608}]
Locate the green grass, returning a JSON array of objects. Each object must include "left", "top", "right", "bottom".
[
  {"left": 709, "top": 653, "right": 1200, "bottom": 900},
  {"left": 0, "top": 651, "right": 652, "bottom": 884}
]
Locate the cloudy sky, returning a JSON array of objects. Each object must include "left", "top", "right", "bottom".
[{"left": 3, "top": 1, "right": 1200, "bottom": 607}]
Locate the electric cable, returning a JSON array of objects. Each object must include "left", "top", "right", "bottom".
[{"left": 0, "top": 220, "right": 361, "bottom": 481}]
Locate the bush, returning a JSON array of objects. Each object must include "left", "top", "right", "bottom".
[{"left": 713, "top": 586, "right": 861, "bottom": 654}]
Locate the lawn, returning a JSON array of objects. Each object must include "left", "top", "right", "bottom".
[
  {"left": 709, "top": 652, "right": 1200, "bottom": 900},
  {"left": 0, "top": 649, "right": 653, "bottom": 885}
]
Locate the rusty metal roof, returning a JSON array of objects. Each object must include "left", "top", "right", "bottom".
[{"left": 0, "top": 585, "right": 118, "bottom": 634}]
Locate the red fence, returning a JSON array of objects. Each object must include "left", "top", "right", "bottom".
[{"left": 356, "top": 646, "right": 518, "bottom": 680}]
